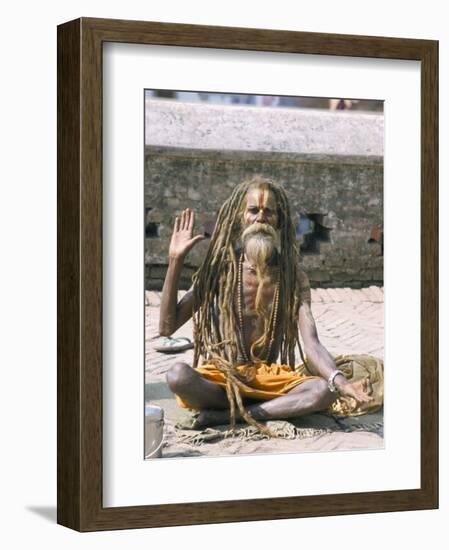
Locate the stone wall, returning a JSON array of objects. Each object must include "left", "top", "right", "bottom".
[{"left": 144, "top": 100, "right": 383, "bottom": 290}]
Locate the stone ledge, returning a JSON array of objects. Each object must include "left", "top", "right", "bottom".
[{"left": 145, "top": 99, "right": 383, "bottom": 156}]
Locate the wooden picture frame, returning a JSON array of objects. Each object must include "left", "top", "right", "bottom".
[{"left": 57, "top": 17, "right": 438, "bottom": 531}]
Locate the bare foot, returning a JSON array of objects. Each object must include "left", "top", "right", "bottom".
[{"left": 192, "top": 409, "right": 234, "bottom": 429}]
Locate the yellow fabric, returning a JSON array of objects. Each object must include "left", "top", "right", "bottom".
[
  {"left": 175, "top": 354, "right": 384, "bottom": 417},
  {"left": 175, "top": 362, "right": 316, "bottom": 409}
]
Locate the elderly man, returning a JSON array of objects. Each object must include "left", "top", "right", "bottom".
[{"left": 159, "top": 176, "right": 381, "bottom": 430}]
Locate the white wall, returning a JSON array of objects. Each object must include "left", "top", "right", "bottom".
[{"left": 0, "top": 1, "right": 446, "bottom": 547}]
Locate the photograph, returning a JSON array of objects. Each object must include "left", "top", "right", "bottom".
[{"left": 144, "top": 90, "right": 385, "bottom": 459}]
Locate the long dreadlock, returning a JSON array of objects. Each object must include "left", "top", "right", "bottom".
[{"left": 191, "top": 175, "right": 307, "bottom": 435}]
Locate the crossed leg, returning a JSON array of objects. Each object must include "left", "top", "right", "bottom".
[{"left": 166, "top": 362, "right": 336, "bottom": 428}]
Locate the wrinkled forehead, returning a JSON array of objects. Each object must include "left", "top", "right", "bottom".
[{"left": 245, "top": 187, "right": 277, "bottom": 210}]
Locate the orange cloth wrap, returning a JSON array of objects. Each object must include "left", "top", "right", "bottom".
[
  {"left": 174, "top": 354, "right": 384, "bottom": 417},
  {"left": 175, "top": 362, "right": 317, "bottom": 410}
]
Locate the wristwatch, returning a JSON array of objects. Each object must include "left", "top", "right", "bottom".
[{"left": 327, "top": 370, "right": 345, "bottom": 393}]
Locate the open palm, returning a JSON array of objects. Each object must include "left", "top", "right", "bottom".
[{"left": 169, "top": 208, "right": 205, "bottom": 259}]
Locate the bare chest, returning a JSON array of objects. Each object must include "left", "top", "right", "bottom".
[
  {"left": 241, "top": 270, "right": 277, "bottom": 318},
  {"left": 237, "top": 269, "right": 280, "bottom": 356}
]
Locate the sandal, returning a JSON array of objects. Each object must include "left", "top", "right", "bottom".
[{"left": 153, "top": 336, "right": 194, "bottom": 353}]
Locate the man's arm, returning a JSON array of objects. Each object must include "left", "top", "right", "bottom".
[
  {"left": 158, "top": 209, "right": 204, "bottom": 336},
  {"left": 298, "top": 300, "right": 341, "bottom": 383},
  {"left": 159, "top": 263, "right": 194, "bottom": 336},
  {"left": 297, "top": 275, "right": 373, "bottom": 403}
]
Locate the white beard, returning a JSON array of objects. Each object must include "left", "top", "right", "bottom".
[{"left": 241, "top": 223, "right": 280, "bottom": 275}]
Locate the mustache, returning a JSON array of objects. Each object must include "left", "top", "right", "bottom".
[
  {"left": 241, "top": 222, "right": 281, "bottom": 262},
  {"left": 241, "top": 222, "right": 278, "bottom": 241}
]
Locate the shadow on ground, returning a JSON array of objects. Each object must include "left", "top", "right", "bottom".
[{"left": 26, "top": 506, "right": 57, "bottom": 523}]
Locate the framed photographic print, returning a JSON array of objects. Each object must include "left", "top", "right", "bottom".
[{"left": 57, "top": 17, "right": 438, "bottom": 531}]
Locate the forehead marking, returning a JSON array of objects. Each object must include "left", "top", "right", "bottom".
[
  {"left": 246, "top": 188, "right": 276, "bottom": 213},
  {"left": 248, "top": 189, "right": 271, "bottom": 208}
]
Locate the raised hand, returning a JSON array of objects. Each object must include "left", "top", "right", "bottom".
[{"left": 169, "top": 208, "right": 205, "bottom": 260}]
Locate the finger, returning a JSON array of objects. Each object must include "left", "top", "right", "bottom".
[
  {"left": 191, "top": 234, "right": 205, "bottom": 244},
  {"left": 361, "top": 379, "right": 372, "bottom": 398},
  {"left": 184, "top": 208, "right": 191, "bottom": 230},
  {"left": 181, "top": 209, "right": 187, "bottom": 230},
  {"left": 360, "top": 392, "right": 373, "bottom": 403},
  {"left": 189, "top": 210, "right": 195, "bottom": 231},
  {"left": 174, "top": 216, "right": 180, "bottom": 232}
]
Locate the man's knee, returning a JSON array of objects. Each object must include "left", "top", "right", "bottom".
[{"left": 166, "top": 362, "right": 194, "bottom": 393}]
